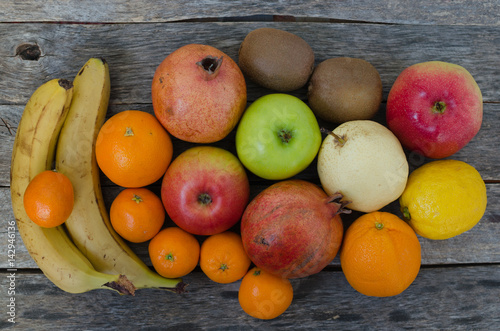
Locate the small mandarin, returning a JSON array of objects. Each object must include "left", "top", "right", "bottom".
[
  {"left": 340, "top": 211, "right": 421, "bottom": 297},
  {"left": 23, "top": 170, "right": 74, "bottom": 228},
  {"left": 110, "top": 188, "right": 165, "bottom": 243},
  {"left": 95, "top": 110, "right": 173, "bottom": 188},
  {"left": 238, "top": 267, "right": 293, "bottom": 320},
  {"left": 200, "top": 231, "right": 251, "bottom": 284},
  {"left": 148, "top": 227, "right": 200, "bottom": 278}
]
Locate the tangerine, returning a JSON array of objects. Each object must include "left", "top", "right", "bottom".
[
  {"left": 200, "top": 231, "right": 251, "bottom": 284},
  {"left": 148, "top": 227, "right": 200, "bottom": 278},
  {"left": 95, "top": 110, "right": 173, "bottom": 188},
  {"left": 340, "top": 211, "right": 421, "bottom": 297},
  {"left": 110, "top": 188, "right": 165, "bottom": 243},
  {"left": 23, "top": 170, "right": 74, "bottom": 228},
  {"left": 238, "top": 267, "right": 293, "bottom": 320}
]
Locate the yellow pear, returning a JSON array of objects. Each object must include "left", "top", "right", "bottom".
[{"left": 317, "top": 120, "right": 408, "bottom": 213}]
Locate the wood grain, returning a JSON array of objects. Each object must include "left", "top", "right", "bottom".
[
  {"left": 1, "top": 23, "right": 500, "bottom": 105},
  {"left": 1, "top": 6, "right": 499, "bottom": 329},
  {"left": 1, "top": 265, "right": 498, "bottom": 329},
  {"left": 1, "top": 0, "right": 499, "bottom": 25},
  {"left": 1, "top": 22, "right": 499, "bottom": 271},
  {"left": 2, "top": 183, "right": 499, "bottom": 269},
  {"left": 1, "top": 22, "right": 499, "bottom": 185},
  {"left": 2, "top": 101, "right": 500, "bottom": 187}
]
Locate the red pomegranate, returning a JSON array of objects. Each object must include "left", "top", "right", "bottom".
[
  {"left": 240, "top": 179, "right": 349, "bottom": 279},
  {"left": 152, "top": 44, "right": 247, "bottom": 143}
]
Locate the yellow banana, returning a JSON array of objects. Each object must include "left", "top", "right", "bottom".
[
  {"left": 56, "top": 58, "right": 184, "bottom": 292},
  {"left": 10, "top": 78, "right": 135, "bottom": 295}
]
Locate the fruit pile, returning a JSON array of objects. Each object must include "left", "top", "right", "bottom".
[{"left": 11, "top": 27, "right": 487, "bottom": 320}]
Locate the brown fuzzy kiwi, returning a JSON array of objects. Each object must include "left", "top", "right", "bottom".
[
  {"left": 308, "top": 57, "right": 383, "bottom": 123},
  {"left": 238, "top": 28, "right": 314, "bottom": 92}
]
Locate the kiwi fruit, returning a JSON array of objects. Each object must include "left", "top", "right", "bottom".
[
  {"left": 308, "top": 57, "right": 383, "bottom": 123},
  {"left": 238, "top": 28, "right": 314, "bottom": 92}
]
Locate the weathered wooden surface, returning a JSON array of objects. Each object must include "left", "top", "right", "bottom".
[
  {"left": 1, "top": 22, "right": 500, "bottom": 104},
  {"left": 0, "top": 266, "right": 499, "bottom": 330},
  {"left": 1, "top": 183, "right": 500, "bottom": 270},
  {"left": 2, "top": 101, "right": 500, "bottom": 186},
  {"left": 0, "top": 2, "right": 499, "bottom": 330},
  {"left": 1, "top": 0, "right": 499, "bottom": 25},
  {"left": 1, "top": 22, "right": 500, "bottom": 182}
]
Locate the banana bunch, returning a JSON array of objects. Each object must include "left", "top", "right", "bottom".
[
  {"left": 10, "top": 78, "right": 135, "bottom": 295},
  {"left": 11, "top": 58, "right": 185, "bottom": 294}
]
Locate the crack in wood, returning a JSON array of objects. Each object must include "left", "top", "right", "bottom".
[{"left": 1, "top": 117, "right": 16, "bottom": 135}]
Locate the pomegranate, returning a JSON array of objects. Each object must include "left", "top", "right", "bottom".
[
  {"left": 240, "top": 179, "right": 349, "bottom": 279},
  {"left": 152, "top": 44, "right": 247, "bottom": 143}
]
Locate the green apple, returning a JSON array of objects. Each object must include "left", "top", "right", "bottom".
[{"left": 235, "top": 94, "right": 321, "bottom": 180}]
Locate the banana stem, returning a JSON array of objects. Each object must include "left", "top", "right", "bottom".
[{"left": 104, "top": 275, "right": 137, "bottom": 295}]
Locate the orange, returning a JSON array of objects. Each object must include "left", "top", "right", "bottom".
[
  {"left": 340, "top": 211, "right": 421, "bottom": 297},
  {"left": 148, "top": 227, "right": 200, "bottom": 278},
  {"left": 238, "top": 267, "right": 293, "bottom": 320},
  {"left": 110, "top": 188, "right": 165, "bottom": 243},
  {"left": 23, "top": 170, "right": 74, "bottom": 228},
  {"left": 95, "top": 110, "right": 173, "bottom": 188},
  {"left": 200, "top": 231, "right": 251, "bottom": 284}
]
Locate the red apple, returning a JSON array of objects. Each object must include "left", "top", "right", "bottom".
[
  {"left": 386, "top": 61, "right": 482, "bottom": 159},
  {"left": 152, "top": 44, "right": 247, "bottom": 143},
  {"left": 161, "top": 146, "right": 250, "bottom": 236}
]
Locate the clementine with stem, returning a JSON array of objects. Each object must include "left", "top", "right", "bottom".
[
  {"left": 110, "top": 188, "right": 165, "bottom": 243},
  {"left": 238, "top": 267, "right": 293, "bottom": 320},
  {"left": 200, "top": 231, "right": 251, "bottom": 284},
  {"left": 96, "top": 110, "right": 173, "bottom": 188},
  {"left": 148, "top": 227, "right": 200, "bottom": 278},
  {"left": 340, "top": 211, "right": 421, "bottom": 297}
]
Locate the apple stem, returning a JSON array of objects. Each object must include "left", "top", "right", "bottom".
[
  {"left": 432, "top": 101, "right": 447, "bottom": 114},
  {"left": 196, "top": 55, "right": 223, "bottom": 81},
  {"left": 198, "top": 193, "right": 212, "bottom": 206},
  {"left": 320, "top": 127, "right": 346, "bottom": 146},
  {"left": 326, "top": 192, "right": 352, "bottom": 216}
]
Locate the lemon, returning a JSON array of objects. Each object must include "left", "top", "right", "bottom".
[{"left": 399, "top": 160, "right": 487, "bottom": 240}]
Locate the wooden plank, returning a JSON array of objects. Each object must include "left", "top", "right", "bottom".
[
  {"left": 1, "top": 22, "right": 499, "bottom": 186},
  {"left": 1, "top": 0, "right": 499, "bottom": 26},
  {"left": 1, "top": 265, "right": 498, "bottom": 329},
  {"left": 2, "top": 23, "right": 499, "bottom": 269},
  {"left": 2, "top": 183, "right": 499, "bottom": 269},
  {"left": 1, "top": 2, "right": 498, "bottom": 329},
  {"left": 2, "top": 101, "right": 500, "bottom": 188},
  {"left": 1, "top": 22, "right": 500, "bottom": 105}
]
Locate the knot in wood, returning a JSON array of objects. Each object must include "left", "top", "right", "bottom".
[{"left": 16, "top": 43, "right": 41, "bottom": 61}]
